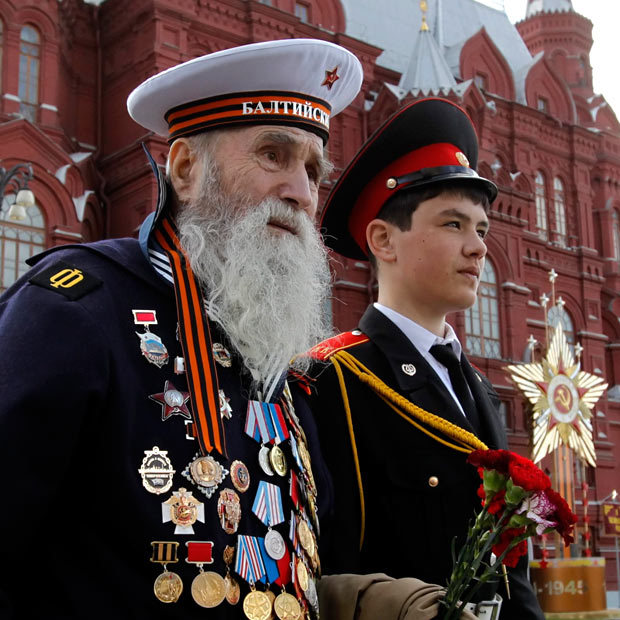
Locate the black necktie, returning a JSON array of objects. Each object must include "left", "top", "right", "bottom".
[{"left": 429, "top": 344, "right": 480, "bottom": 434}]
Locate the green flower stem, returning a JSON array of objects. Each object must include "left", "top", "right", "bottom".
[{"left": 441, "top": 504, "right": 528, "bottom": 619}]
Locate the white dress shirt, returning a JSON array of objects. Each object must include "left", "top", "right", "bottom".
[{"left": 374, "top": 302, "right": 469, "bottom": 418}]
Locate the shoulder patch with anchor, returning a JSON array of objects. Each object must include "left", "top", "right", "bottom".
[
  {"left": 306, "top": 330, "right": 369, "bottom": 361},
  {"left": 29, "top": 260, "right": 102, "bottom": 300}
]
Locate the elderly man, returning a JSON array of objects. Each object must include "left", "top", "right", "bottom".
[{"left": 0, "top": 39, "right": 361, "bottom": 619}]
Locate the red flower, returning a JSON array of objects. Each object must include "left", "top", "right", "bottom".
[
  {"left": 487, "top": 489, "right": 506, "bottom": 515},
  {"left": 543, "top": 488, "right": 577, "bottom": 545},
  {"left": 467, "top": 449, "right": 513, "bottom": 475},
  {"left": 492, "top": 527, "right": 528, "bottom": 568},
  {"left": 507, "top": 455, "right": 551, "bottom": 492}
]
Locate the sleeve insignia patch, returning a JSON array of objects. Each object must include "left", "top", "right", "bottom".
[{"left": 29, "top": 260, "right": 102, "bottom": 300}]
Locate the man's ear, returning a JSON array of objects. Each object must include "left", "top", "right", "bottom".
[
  {"left": 366, "top": 218, "right": 397, "bottom": 264},
  {"left": 168, "top": 138, "right": 200, "bottom": 203}
]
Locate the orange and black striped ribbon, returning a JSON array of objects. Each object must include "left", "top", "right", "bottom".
[{"left": 154, "top": 215, "right": 226, "bottom": 458}]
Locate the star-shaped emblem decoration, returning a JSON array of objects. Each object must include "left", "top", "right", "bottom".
[
  {"left": 322, "top": 66, "right": 340, "bottom": 90},
  {"left": 506, "top": 324, "right": 607, "bottom": 467},
  {"left": 149, "top": 380, "right": 192, "bottom": 421}
]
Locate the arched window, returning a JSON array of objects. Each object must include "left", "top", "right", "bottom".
[
  {"left": 553, "top": 177, "right": 567, "bottom": 247},
  {"left": 613, "top": 210, "right": 620, "bottom": 261},
  {"left": 465, "top": 260, "right": 501, "bottom": 359},
  {"left": 19, "top": 25, "right": 40, "bottom": 122},
  {"left": 547, "top": 304, "right": 574, "bottom": 345},
  {"left": 535, "top": 171, "right": 548, "bottom": 240},
  {"left": 0, "top": 201, "right": 45, "bottom": 292}
]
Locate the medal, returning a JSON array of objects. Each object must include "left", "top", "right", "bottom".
[
  {"left": 274, "top": 591, "right": 301, "bottom": 620},
  {"left": 223, "top": 545, "right": 241, "bottom": 605},
  {"left": 182, "top": 452, "right": 229, "bottom": 498},
  {"left": 295, "top": 557, "right": 309, "bottom": 593},
  {"left": 230, "top": 460, "right": 251, "bottom": 493},
  {"left": 296, "top": 519, "right": 315, "bottom": 558},
  {"left": 154, "top": 570, "right": 184, "bottom": 603},
  {"left": 133, "top": 309, "right": 169, "bottom": 368},
  {"left": 243, "top": 589, "right": 272, "bottom": 620},
  {"left": 258, "top": 445, "right": 275, "bottom": 476},
  {"left": 191, "top": 571, "right": 227, "bottom": 608},
  {"left": 138, "top": 446, "right": 175, "bottom": 495},
  {"left": 225, "top": 573, "right": 241, "bottom": 605},
  {"left": 162, "top": 487, "right": 204, "bottom": 534},
  {"left": 269, "top": 445, "right": 287, "bottom": 477},
  {"left": 217, "top": 488, "right": 242, "bottom": 534},
  {"left": 149, "top": 381, "right": 191, "bottom": 421},
  {"left": 185, "top": 541, "right": 225, "bottom": 608},
  {"left": 150, "top": 541, "right": 182, "bottom": 603},
  {"left": 213, "top": 342, "right": 232, "bottom": 367},
  {"left": 264, "top": 529, "right": 286, "bottom": 561},
  {"left": 305, "top": 578, "right": 319, "bottom": 613}
]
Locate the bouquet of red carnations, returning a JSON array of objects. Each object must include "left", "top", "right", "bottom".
[{"left": 439, "top": 449, "right": 577, "bottom": 619}]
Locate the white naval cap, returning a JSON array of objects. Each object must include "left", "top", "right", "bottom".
[{"left": 127, "top": 38, "right": 363, "bottom": 144}]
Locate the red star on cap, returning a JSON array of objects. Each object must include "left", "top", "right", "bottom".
[
  {"left": 149, "top": 380, "right": 192, "bottom": 421},
  {"left": 322, "top": 66, "right": 340, "bottom": 90}
]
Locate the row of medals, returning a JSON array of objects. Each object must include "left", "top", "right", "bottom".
[{"left": 139, "top": 355, "right": 320, "bottom": 619}]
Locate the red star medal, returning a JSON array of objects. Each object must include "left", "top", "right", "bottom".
[
  {"left": 149, "top": 380, "right": 192, "bottom": 421},
  {"left": 322, "top": 66, "right": 340, "bottom": 90}
]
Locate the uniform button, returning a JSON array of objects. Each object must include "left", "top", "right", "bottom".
[{"left": 428, "top": 476, "right": 439, "bottom": 487}]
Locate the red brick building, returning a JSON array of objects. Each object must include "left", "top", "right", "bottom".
[{"left": 1, "top": 0, "right": 619, "bottom": 602}]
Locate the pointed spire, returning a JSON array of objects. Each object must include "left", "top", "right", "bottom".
[
  {"left": 526, "top": 0, "right": 574, "bottom": 18},
  {"left": 420, "top": 0, "right": 429, "bottom": 32},
  {"left": 399, "top": 1, "right": 456, "bottom": 93}
]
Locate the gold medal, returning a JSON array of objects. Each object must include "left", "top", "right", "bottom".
[
  {"left": 266, "top": 589, "right": 276, "bottom": 619},
  {"left": 274, "top": 591, "right": 302, "bottom": 620},
  {"left": 191, "top": 570, "right": 227, "bottom": 608},
  {"left": 296, "top": 558, "right": 309, "bottom": 592},
  {"left": 297, "top": 440, "right": 312, "bottom": 473},
  {"left": 154, "top": 570, "right": 183, "bottom": 603},
  {"left": 269, "top": 445, "right": 287, "bottom": 477},
  {"left": 225, "top": 573, "right": 241, "bottom": 605},
  {"left": 150, "top": 541, "right": 182, "bottom": 603},
  {"left": 297, "top": 519, "right": 315, "bottom": 558},
  {"left": 243, "top": 589, "right": 273, "bottom": 620}
]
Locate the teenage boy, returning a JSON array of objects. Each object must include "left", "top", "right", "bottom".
[{"left": 305, "top": 98, "right": 544, "bottom": 619}]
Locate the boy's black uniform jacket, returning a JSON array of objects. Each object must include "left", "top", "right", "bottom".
[{"left": 303, "top": 305, "right": 544, "bottom": 620}]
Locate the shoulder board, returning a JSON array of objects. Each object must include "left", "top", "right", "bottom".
[
  {"left": 306, "top": 330, "right": 369, "bottom": 361},
  {"left": 29, "top": 260, "right": 102, "bottom": 301}
]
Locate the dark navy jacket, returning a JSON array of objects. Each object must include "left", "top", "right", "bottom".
[
  {"left": 0, "top": 238, "right": 329, "bottom": 619},
  {"left": 305, "top": 305, "right": 544, "bottom": 620}
]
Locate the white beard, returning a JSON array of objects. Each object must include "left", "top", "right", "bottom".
[{"left": 176, "top": 168, "right": 332, "bottom": 392}]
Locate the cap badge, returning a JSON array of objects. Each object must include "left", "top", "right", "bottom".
[
  {"left": 455, "top": 151, "right": 470, "bottom": 167},
  {"left": 322, "top": 66, "right": 340, "bottom": 90}
]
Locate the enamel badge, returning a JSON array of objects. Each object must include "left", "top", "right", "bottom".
[
  {"left": 149, "top": 381, "right": 192, "bottom": 421},
  {"left": 138, "top": 446, "right": 175, "bottom": 495},
  {"left": 133, "top": 309, "right": 169, "bottom": 368},
  {"left": 162, "top": 487, "right": 204, "bottom": 534}
]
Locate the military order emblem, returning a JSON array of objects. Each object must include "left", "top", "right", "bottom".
[
  {"left": 401, "top": 363, "right": 416, "bottom": 376},
  {"left": 138, "top": 446, "right": 175, "bottom": 495},
  {"left": 183, "top": 453, "right": 229, "bottom": 498},
  {"left": 230, "top": 460, "right": 251, "bottom": 493},
  {"left": 217, "top": 488, "right": 242, "bottom": 534},
  {"left": 149, "top": 381, "right": 192, "bottom": 421},
  {"left": 506, "top": 324, "right": 607, "bottom": 467},
  {"left": 162, "top": 487, "right": 205, "bottom": 534}
]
